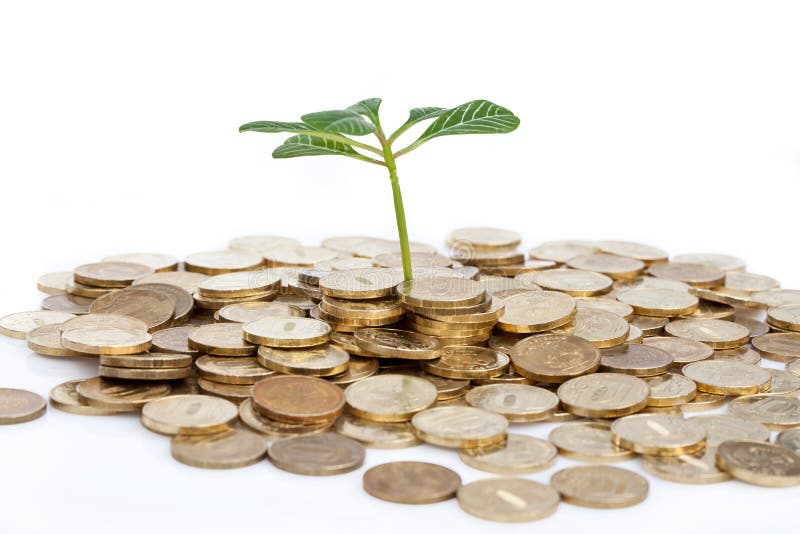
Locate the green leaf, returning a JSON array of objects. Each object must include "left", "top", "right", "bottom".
[
  {"left": 415, "top": 100, "right": 519, "bottom": 143},
  {"left": 239, "top": 121, "right": 314, "bottom": 133},
  {"left": 272, "top": 134, "right": 359, "bottom": 159},
  {"left": 300, "top": 110, "right": 376, "bottom": 136},
  {"left": 406, "top": 107, "right": 447, "bottom": 126},
  {"left": 347, "top": 98, "right": 382, "bottom": 125}
]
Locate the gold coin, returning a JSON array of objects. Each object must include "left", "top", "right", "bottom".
[
  {"left": 682, "top": 300, "right": 737, "bottom": 321},
  {"left": 626, "top": 324, "right": 644, "bottom": 343},
  {"left": 389, "top": 370, "right": 469, "bottom": 400},
  {"left": 767, "top": 304, "right": 800, "bottom": 332},
  {"left": 252, "top": 374, "right": 344, "bottom": 424},
  {"left": 62, "top": 327, "right": 152, "bottom": 355},
  {"left": 100, "top": 352, "right": 192, "bottom": 369},
  {"left": 646, "top": 373, "right": 697, "bottom": 406},
  {"left": 218, "top": 301, "right": 304, "bottom": 323},
  {"left": 476, "top": 274, "right": 540, "bottom": 295},
  {"left": 132, "top": 271, "right": 209, "bottom": 293},
  {"left": 713, "top": 346, "right": 761, "bottom": 365},
  {"left": 328, "top": 331, "right": 372, "bottom": 356},
  {"left": 648, "top": 262, "right": 725, "bottom": 288},
  {"left": 197, "top": 270, "right": 281, "bottom": 298},
  {"left": 73, "top": 261, "right": 154, "bottom": 288},
  {"left": 576, "top": 297, "right": 634, "bottom": 320},
  {"left": 328, "top": 357, "right": 380, "bottom": 387},
  {"left": 642, "top": 336, "right": 713, "bottom": 367},
  {"left": 450, "top": 249, "right": 525, "bottom": 267},
  {"left": 716, "top": 440, "right": 800, "bottom": 487},
  {"left": 789, "top": 359, "right": 800, "bottom": 378},
  {"left": 318, "top": 258, "right": 380, "bottom": 271},
  {"left": 65, "top": 281, "right": 116, "bottom": 298},
  {"left": 617, "top": 288, "right": 698, "bottom": 317},
  {"left": 344, "top": 374, "right": 437, "bottom": 422},
  {"left": 511, "top": 333, "right": 600, "bottom": 383},
  {"left": 41, "top": 294, "right": 93, "bottom": 315},
  {"left": 363, "top": 461, "right": 461, "bottom": 504},
  {"left": 557, "top": 373, "right": 649, "bottom": 418},
  {"left": 614, "top": 276, "right": 691, "bottom": 293},
  {"left": 573, "top": 308, "right": 629, "bottom": 348},
  {"left": 411, "top": 406, "right": 508, "bottom": 448},
  {"left": 528, "top": 240, "right": 597, "bottom": 263},
  {"left": 197, "top": 378, "right": 252, "bottom": 402},
  {"left": 99, "top": 365, "right": 192, "bottom": 380},
  {"left": 766, "top": 369, "right": 800, "bottom": 395},
  {"left": 48, "top": 379, "right": 126, "bottom": 415},
  {"left": 610, "top": 413, "right": 706, "bottom": 456},
  {"left": 600, "top": 344, "right": 673, "bottom": 376},
  {"left": 238, "top": 398, "right": 331, "bottom": 439},
  {"left": 320, "top": 296, "right": 404, "bottom": 320},
  {"left": 243, "top": 317, "right": 330, "bottom": 348},
  {"left": 405, "top": 294, "right": 492, "bottom": 317},
  {"left": 423, "top": 346, "right": 509, "bottom": 379},
  {"left": 184, "top": 250, "right": 264, "bottom": 275},
  {"left": 268, "top": 433, "right": 365, "bottom": 475},
  {"left": 196, "top": 355, "right": 273, "bottom": 384},
  {"left": 688, "top": 287, "right": 760, "bottom": 309},
  {"left": 457, "top": 477, "right": 559, "bottom": 522},
  {"left": 264, "top": 245, "right": 339, "bottom": 267},
  {"left": 89, "top": 288, "right": 175, "bottom": 332},
  {"left": 103, "top": 253, "right": 178, "bottom": 272},
  {"left": 496, "top": 290, "right": 576, "bottom": 333},
  {"left": 566, "top": 253, "right": 645, "bottom": 280},
  {"left": 471, "top": 369, "right": 532, "bottom": 386},
  {"left": 151, "top": 325, "right": 199, "bottom": 355},
  {"left": 723, "top": 271, "right": 779, "bottom": 293},
  {"left": 317, "top": 268, "right": 402, "bottom": 299},
  {"left": 257, "top": 344, "right": 349, "bottom": 376},
  {"left": 642, "top": 449, "right": 730, "bottom": 484},
  {"left": 750, "top": 289, "right": 800, "bottom": 308},
  {"left": 777, "top": 428, "right": 800, "bottom": 454},
  {"left": 62, "top": 313, "right": 149, "bottom": 333},
  {"left": 314, "top": 306, "right": 401, "bottom": 328},
  {"left": 134, "top": 283, "right": 194, "bottom": 325},
  {"left": 396, "top": 276, "right": 486, "bottom": 309},
  {"left": 0, "top": 388, "right": 46, "bottom": 424},
  {"left": 597, "top": 240, "right": 668, "bottom": 263},
  {"left": 188, "top": 323, "right": 256, "bottom": 356},
  {"left": 665, "top": 318, "right": 749, "bottom": 349},
  {"left": 372, "top": 251, "right": 452, "bottom": 269},
  {"left": 728, "top": 394, "right": 800, "bottom": 429},
  {"left": 26, "top": 324, "right": 82, "bottom": 357},
  {"left": 690, "top": 414, "right": 770, "bottom": 446},
  {"left": 171, "top": 428, "right": 268, "bottom": 469},
  {"left": 459, "top": 434, "right": 557, "bottom": 474},
  {"left": 548, "top": 421, "right": 635, "bottom": 462},
  {"left": 734, "top": 316, "right": 770, "bottom": 338},
  {"left": 480, "top": 260, "right": 556, "bottom": 277},
  {"left": 682, "top": 360, "right": 770, "bottom": 395},
  {"left": 334, "top": 414, "right": 420, "bottom": 448},
  {"left": 141, "top": 394, "right": 237, "bottom": 435},
  {"left": 37, "top": 271, "right": 74, "bottom": 295},
  {"left": 550, "top": 465, "right": 648, "bottom": 508},
  {"left": 194, "top": 289, "right": 278, "bottom": 311},
  {"left": 680, "top": 392, "right": 728, "bottom": 413},
  {"left": 447, "top": 227, "right": 522, "bottom": 251},
  {"left": 465, "top": 384, "right": 558, "bottom": 422},
  {"left": 521, "top": 268, "right": 612, "bottom": 297},
  {"left": 229, "top": 234, "right": 300, "bottom": 253},
  {"left": 672, "top": 253, "right": 745, "bottom": 272},
  {"left": 630, "top": 314, "right": 669, "bottom": 336},
  {"left": 354, "top": 328, "right": 441, "bottom": 360},
  {"left": 76, "top": 377, "right": 172, "bottom": 411},
  {"left": 0, "top": 310, "right": 76, "bottom": 340}
]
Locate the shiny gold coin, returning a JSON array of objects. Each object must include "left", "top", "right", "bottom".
[
  {"left": 103, "top": 253, "right": 178, "bottom": 272},
  {"left": 61, "top": 327, "right": 152, "bottom": 355},
  {"left": 471, "top": 369, "right": 531, "bottom": 386},
  {"left": 642, "top": 336, "right": 713, "bottom": 367},
  {"left": 465, "top": 384, "right": 558, "bottom": 422},
  {"left": 238, "top": 398, "right": 331, "bottom": 439},
  {"left": 405, "top": 312, "right": 495, "bottom": 333},
  {"left": 171, "top": 428, "right": 267, "bottom": 469},
  {"left": 334, "top": 414, "right": 420, "bottom": 448},
  {"left": 41, "top": 294, "right": 93, "bottom": 315},
  {"left": 557, "top": 373, "right": 649, "bottom": 418},
  {"left": 459, "top": 434, "right": 557, "bottom": 474},
  {"left": 89, "top": 288, "right": 175, "bottom": 332},
  {"left": 630, "top": 315, "right": 669, "bottom": 336},
  {"left": 26, "top": 324, "right": 82, "bottom": 357},
  {"left": 750, "top": 289, "right": 800, "bottom": 308},
  {"left": 672, "top": 253, "right": 745, "bottom": 272},
  {"left": 597, "top": 240, "right": 668, "bottom": 264},
  {"left": 679, "top": 299, "right": 737, "bottom": 320},
  {"left": 728, "top": 394, "right": 800, "bottom": 429},
  {"left": 0, "top": 310, "right": 76, "bottom": 340},
  {"left": 520, "top": 268, "right": 612, "bottom": 297},
  {"left": 252, "top": 374, "right": 344, "bottom": 424},
  {"left": 496, "top": 290, "right": 576, "bottom": 333},
  {"left": 344, "top": 374, "right": 437, "bottom": 422},
  {"left": 151, "top": 325, "right": 199, "bottom": 355},
  {"left": 642, "top": 449, "right": 730, "bottom": 484},
  {"left": 229, "top": 234, "right": 300, "bottom": 254},
  {"left": 99, "top": 365, "right": 191, "bottom": 380},
  {"left": 566, "top": 253, "right": 645, "bottom": 280},
  {"left": 197, "top": 378, "right": 252, "bottom": 402},
  {"left": 389, "top": 370, "right": 469, "bottom": 400},
  {"left": 62, "top": 313, "right": 149, "bottom": 333},
  {"left": 188, "top": 323, "right": 255, "bottom": 356},
  {"left": 196, "top": 355, "right": 273, "bottom": 384},
  {"left": 411, "top": 406, "right": 508, "bottom": 448},
  {"left": 268, "top": 433, "right": 365, "bottom": 475},
  {"left": 476, "top": 274, "right": 540, "bottom": 296},
  {"left": 396, "top": 276, "right": 486, "bottom": 308},
  {"left": 141, "top": 394, "right": 237, "bottom": 435},
  {"left": 328, "top": 331, "right": 371, "bottom": 356},
  {"left": 614, "top": 276, "right": 691, "bottom": 293},
  {"left": 688, "top": 287, "right": 760, "bottom": 309},
  {"left": 548, "top": 421, "right": 635, "bottom": 462},
  {"left": 716, "top": 440, "right": 800, "bottom": 487},
  {"left": 680, "top": 392, "right": 728, "bottom": 413},
  {"left": 318, "top": 258, "right": 379, "bottom": 271},
  {"left": 713, "top": 346, "right": 761, "bottom": 365},
  {"left": 423, "top": 346, "right": 509, "bottom": 379},
  {"left": 511, "top": 333, "right": 600, "bottom": 383},
  {"left": 649, "top": 262, "right": 725, "bottom": 288},
  {"left": 457, "top": 478, "right": 559, "bottom": 523},
  {"left": 682, "top": 360, "right": 770, "bottom": 395},
  {"left": 37, "top": 271, "right": 74, "bottom": 295},
  {"left": 0, "top": 388, "right": 46, "bottom": 424},
  {"left": 573, "top": 308, "right": 629, "bottom": 348},
  {"left": 314, "top": 306, "right": 401, "bottom": 328},
  {"left": 194, "top": 289, "right": 278, "bottom": 311},
  {"left": 617, "top": 288, "right": 698, "bottom": 317},
  {"left": 364, "top": 461, "right": 461, "bottom": 504},
  {"left": 317, "top": 268, "right": 402, "bottom": 299},
  {"left": 576, "top": 297, "right": 634, "bottom": 320},
  {"left": 197, "top": 270, "right": 281, "bottom": 298},
  {"left": 529, "top": 240, "right": 597, "bottom": 263},
  {"left": 690, "top": 414, "right": 770, "bottom": 446},
  {"left": 550, "top": 465, "right": 649, "bottom": 508},
  {"left": 600, "top": 344, "right": 673, "bottom": 376},
  {"left": 626, "top": 324, "right": 644, "bottom": 343},
  {"left": 65, "top": 281, "right": 116, "bottom": 298},
  {"left": 257, "top": 344, "right": 349, "bottom": 376},
  {"left": 76, "top": 377, "right": 172, "bottom": 411},
  {"left": 184, "top": 250, "right": 264, "bottom": 275},
  {"left": 447, "top": 227, "right": 522, "bottom": 251},
  {"left": 100, "top": 352, "right": 192, "bottom": 369},
  {"left": 320, "top": 296, "right": 404, "bottom": 320},
  {"left": 264, "top": 245, "right": 339, "bottom": 267},
  {"left": 328, "top": 357, "right": 380, "bottom": 387},
  {"left": 610, "top": 414, "right": 706, "bottom": 456},
  {"left": 218, "top": 301, "right": 304, "bottom": 323},
  {"left": 243, "top": 317, "right": 330, "bottom": 348},
  {"left": 49, "top": 379, "right": 126, "bottom": 415},
  {"left": 354, "top": 328, "right": 441, "bottom": 360},
  {"left": 665, "top": 318, "right": 749, "bottom": 349},
  {"left": 481, "top": 260, "right": 557, "bottom": 277},
  {"left": 450, "top": 249, "right": 525, "bottom": 267},
  {"left": 777, "top": 428, "right": 800, "bottom": 454},
  {"left": 73, "top": 261, "right": 154, "bottom": 288},
  {"left": 132, "top": 271, "right": 209, "bottom": 293},
  {"left": 646, "top": 373, "right": 697, "bottom": 406},
  {"left": 767, "top": 304, "right": 800, "bottom": 332}
]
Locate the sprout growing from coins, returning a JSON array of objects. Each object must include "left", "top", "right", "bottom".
[{"left": 240, "top": 99, "right": 520, "bottom": 281}]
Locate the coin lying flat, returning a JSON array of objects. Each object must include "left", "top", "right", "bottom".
[
  {"left": 218, "top": 301, "right": 304, "bottom": 323},
  {"left": 465, "top": 384, "right": 558, "bottom": 422},
  {"left": 548, "top": 421, "right": 635, "bottom": 462},
  {"left": 576, "top": 297, "right": 634, "bottom": 319},
  {"left": 141, "top": 394, "right": 238, "bottom": 435},
  {"left": 423, "top": 346, "right": 509, "bottom": 379},
  {"left": 777, "top": 429, "right": 800, "bottom": 454},
  {"left": 151, "top": 325, "right": 199, "bottom": 355},
  {"left": 690, "top": 414, "right": 770, "bottom": 446},
  {"left": 0, "top": 310, "right": 77, "bottom": 340},
  {"left": 728, "top": 394, "right": 800, "bottom": 429},
  {"left": 48, "top": 379, "right": 126, "bottom": 415},
  {"left": 642, "top": 449, "right": 730, "bottom": 485},
  {"left": 243, "top": 317, "right": 331, "bottom": 348},
  {"left": 642, "top": 336, "right": 713, "bottom": 367},
  {"left": 196, "top": 355, "right": 273, "bottom": 384},
  {"left": 171, "top": 428, "right": 268, "bottom": 469},
  {"left": 74, "top": 261, "right": 154, "bottom": 288},
  {"left": 672, "top": 253, "right": 745, "bottom": 272},
  {"left": 229, "top": 235, "right": 300, "bottom": 254},
  {"left": 600, "top": 344, "right": 674, "bottom": 376},
  {"left": 344, "top": 374, "right": 437, "bottom": 422},
  {"left": 61, "top": 327, "right": 153, "bottom": 355},
  {"left": 767, "top": 304, "right": 800, "bottom": 332},
  {"left": 716, "top": 440, "right": 800, "bottom": 487},
  {"left": 459, "top": 434, "right": 558, "bottom": 474},
  {"left": 457, "top": 478, "right": 559, "bottom": 522},
  {"left": 334, "top": 414, "right": 420, "bottom": 448},
  {"left": 630, "top": 315, "right": 669, "bottom": 336},
  {"left": 617, "top": 288, "right": 698, "bottom": 317},
  {"left": 724, "top": 271, "right": 779, "bottom": 293},
  {"left": 646, "top": 373, "right": 697, "bottom": 406},
  {"left": 682, "top": 361, "right": 771, "bottom": 396},
  {"left": 447, "top": 227, "right": 522, "bottom": 251},
  {"left": 61, "top": 313, "right": 149, "bottom": 333},
  {"left": 411, "top": 406, "right": 508, "bottom": 448},
  {"left": 188, "top": 323, "right": 256, "bottom": 356},
  {"left": 529, "top": 240, "right": 596, "bottom": 263},
  {"left": 0, "top": 388, "right": 46, "bottom": 424},
  {"left": 572, "top": 308, "right": 629, "bottom": 348},
  {"left": 76, "top": 377, "right": 172, "bottom": 411},
  {"left": 558, "top": 373, "right": 649, "bottom": 418},
  {"left": 363, "top": 461, "right": 461, "bottom": 504},
  {"left": 550, "top": 465, "right": 649, "bottom": 508},
  {"left": 610, "top": 414, "right": 706, "bottom": 456},
  {"left": 41, "top": 294, "right": 93, "bottom": 315},
  {"left": 566, "top": 253, "right": 645, "bottom": 280},
  {"left": 396, "top": 277, "right": 486, "bottom": 309},
  {"left": 268, "top": 433, "right": 365, "bottom": 476},
  {"left": 197, "top": 270, "right": 281, "bottom": 298},
  {"left": 257, "top": 345, "right": 349, "bottom": 376},
  {"left": 238, "top": 398, "right": 331, "bottom": 440},
  {"left": 665, "top": 319, "right": 750, "bottom": 349},
  {"left": 184, "top": 250, "right": 264, "bottom": 275},
  {"left": 354, "top": 328, "right": 441, "bottom": 360},
  {"left": 132, "top": 271, "right": 210, "bottom": 293},
  {"left": 252, "top": 375, "right": 344, "bottom": 424},
  {"left": 750, "top": 289, "right": 800, "bottom": 308},
  {"left": 680, "top": 392, "right": 729, "bottom": 413},
  {"left": 713, "top": 346, "right": 761, "bottom": 366},
  {"left": 511, "top": 334, "right": 600, "bottom": 383},
  {"left": 317, "top": 268, "right": 402, "bottom": 300},
  {"left": 37, "top": 271, "right": 74, "bottom": 295},
  {"left": 597, "top": 240, "right": 668, "bottom": 264},
  {"left": 522, "top": 269, "right": 613, "bottom": 297},
  {"left": 749, "top": 333, "right": 800, "bottom": 363},
  {"left": 649, "top": 262, "right": 725, "bottom": 288},
  {"left": 26, "top": 324, "right": 82, "bottom": 357},
  {"left": 102, "top": 253, "right": 178, "bottom": 272},
  {"left": 89, "top": 288, "right": 176, "bottom": 331}
]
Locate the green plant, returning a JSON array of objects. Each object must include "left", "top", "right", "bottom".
[{"left": 240, "top": 99, "right": 520, "bottom": 281}]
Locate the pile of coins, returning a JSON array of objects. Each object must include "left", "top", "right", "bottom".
[{"left": 2, "top": 230, "right": 800, "bottom": 523}]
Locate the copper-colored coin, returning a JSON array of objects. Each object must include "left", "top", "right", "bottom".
[
  {"left": 132, "top": 271, "right": 209, "bottom": 293},
  {"left": 642, "top": 336, "right": 713, "bottom": 367},
  {"left": 511, "top": 334, "right": 600, "bottom": 383},
  {"left": 550, "top": 465, "right": 649, "bottom": 508},
  {"left": 188, "top": 323, "right": 256, "bottom": 356},
  {"left": 665, "top": 318, "right": 750, "bottom": 349},
  {"left": 423, "top": 346, "right": 509, "bottom": 379},
  {"left": 74, "top": 261, "right": 154, "bottom": 288},
  {"left": 252, "top": 374, "right": 344, "bottom": 424},
  {"left": 89, "top": 288, "right": 175, "bottom": 332},
  {"left": 26, "top": 324, "right": 82, "bottom": 357},
  {"left": 184, "top": 250, "right": 264, "bottom": 275},
  {"left": 133, "top": 283, "right": 194, "bottom": 325},
  {"left": 100, "top": 351, "right": 192, "bottom": 369},
  {"left": 151, "top": 325, "right": 200, "bottom": 355},
  {"left": 648, "top": 262, "right": 725, "bottom": 288},
  {"left": 268, "top": 433, "right": 365, "bottom": 475},
  {"left": 354, "top": 328, "right": 441, "bottom": 360},
  {"left": 0, "top": 388, "right": 46, "bottom": 424},
  {"left": 171, "top": 428, "right": 268, "bottom": 469},
  {"left": 600, "top": 344, "right": 674, "bottom": 376},
  {"left": 363, "top": 461, "right": 461, "bottom": 504},
  {"left": 196, "top": 355, "right": 273, "bottom": 384},
  {"left": 76, "top": 377, "right": 172, "bottom": 411}
]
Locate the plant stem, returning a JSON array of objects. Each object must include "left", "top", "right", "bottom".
[{"left": 377, "top": 134, "right": 413, "bottom": 281}]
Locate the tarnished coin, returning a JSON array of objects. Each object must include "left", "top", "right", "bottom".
[
  {"left": 49, "top": 379, "right": 126, "bottom": 415},
  {"left": 151, "top": 325, "right": 199, "bottom": 355},
  {"left": 600, "top": 344, "right": 673, "bottom": 376},
  {"left": 610, "top": 414, "right": 706, "bottom": 456},
  {"left": 0, "top": 310, "right": 76, "bottom": 339},
  {"left": 188, "top": 323, "right": 255, "bottom": 356},
  {"left": 597, "top": 240, "right": 668, "bottom": 263},
  {"left": 713, "top": 346, "right": 761, "bottom": 365},
  {"left": 268, "top": 433, "right": 365, "bottom": 475},
  {"left": 777, "top": 429, "right": 800, "bottom": 454},
  {"left": 459, "top": 434, "right": 557, "bottom": 474},
  {"left": 197, "top": 270, "right": 281, "bottom": 299},
  {"left": 364, "top": 461, "right": 461, "bottom": 504},
  {"left": 184, "top": 250, "right": 264, "bottom": 275},
  {"left": 0, "top": 388, "right": 46, "bottom": 424},
  {"left": 41, "top": 294, "right": 93, "bottom": 315},
  {"left": 396, "top": 277, "right": 486, "bottom": 308},
  {"left": 37, "top": 271, "right": 74, "bottom": 295},
  {"left": 238, "top": 398, "right": 331, "bottom": 439},
  {"left": 171, "top": 428, "right": 268, "bottom": 469},
  {"left": 690, "top": 414, "right": 770, "bottom": 447},
  {"left": 716, "top": 440, "right": 800, "bottom": 487},
  {"left": 62, "top": 327, "right": 152, "bottom": 355},
  {"left": 642, "top": 336, "right": 713, "bottom": 367},
  {"left": 617, "top": 288, "right": 698, "bottom": 317},
  {"left": 218, "top": 301, "right": 304, "bottom": 323},
  {"left": 317, "top": 268, "right": 402, "bottom": 299},
  {"left": 642, "top": 449, "right": 730, "bottom": 484},
  {"left": 345, "top": 374, "right": 437, "bottom": 422},
  {"left": 548, "top": 421, "right": 635, "bottom": 462},
  {"left": 550, "top": 465, "right": 648, "bottom": 508},
  {"left": 257, "top": 344, "right": 349, "bottom": 376},
  {"left": 767, "top": 304, "right": 800, "bottom": 332},
  {"left": 74, "top": 261, "right": 154, "bottom": 288},
  {"left": 100, "top": 352, "right": 192, "bottom": 369},
  {"left": 572, "top": 308, "right": 629, "bottom": 348},
  {"left": 680, "top": 392, "right": 728, "bottom": 413},
  {"left": 496, "top": 290, "right": 576, "bottom": 333},
  {"left": 90, "top": 288, "right": 175, "bottom": 331},
  {"left": 411, "top": 406, "right": 508, "bottom": 448},
  {"left": 665, "top": 319, "right": 750, "bottom": 349},
  {"left": 521, "top": 269, "right": 612, "bottom": 297},
  {"left": 646, "top": 373, "right": 697, "bottom": 406},
  {"left": 252, "top": 374, "right": 344, "bottom": 424},
  {"left": 728, "top": 394, "right": 800, "bottom": 429},
  {"left": 132, "top": 271, "right": 209, "bottom": 293},
  {"left": 354, "top": 328, "right": 441, "bottom": 360},
  {"left": 529, "top": 240, "right": 597, "bottom": 263},
  {"left": 334, "top": 414, "right": 420, "bottom": 448},
  {"left": 557, "top": 374, "right": 649, "bottom": 418},
  {"left": 576, "top": 297, "right": 634, "bottom": 320},
  {"left": 26, "top": 324, "right": 81, "bottom": 357},
  {"left": 566, "top": 254, "right": 645, "bottom": 280},
  {"left": 243, "top": 317, "right": 330, "bottom": 348},
  {"left": 76, "top": 377, "right": 172, "bottom": 411},
  {"left": 465, "top": 384, "right": 558, "bottom": 422},
  {"left": 457, "top": 478, "right": 559, "bottom": 522},
  {"left": 423, "top": 346, "right": 509, "bottom": 379},
  {"left": 511, "top": 334, "right": 600, "bottom": 383},
  {"left": 682, "top": 361, "right": 771, "bottom": 395},
  {"left": 142, "top": 394, "right": 238, "bottom": 435},
  {"left": 672, "top": 253, "right": 745, "bottom": 272},
  {"left": 196, "top": 355, "right": 272, "bottom": 384}
]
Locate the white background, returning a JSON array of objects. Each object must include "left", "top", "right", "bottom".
[{"left": 1, "top": 1, "right": 799, "bottom": 532}]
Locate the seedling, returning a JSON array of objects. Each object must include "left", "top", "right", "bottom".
[{"left": 240, "top": 99, "right": 519, "bottom": 280}]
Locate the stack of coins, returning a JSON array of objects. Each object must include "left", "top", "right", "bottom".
[
  {"left": 313, "top": 268, "right": 405, "bottom": 332},
  {"left": 187, "top": 322, "right": 258, "bottom": 402},
  {"left": 67, "top": 261, "right": 155, "bottom": 299},
  {"left": 193, "top": 270, "right": 282, "bottom": 311}
]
